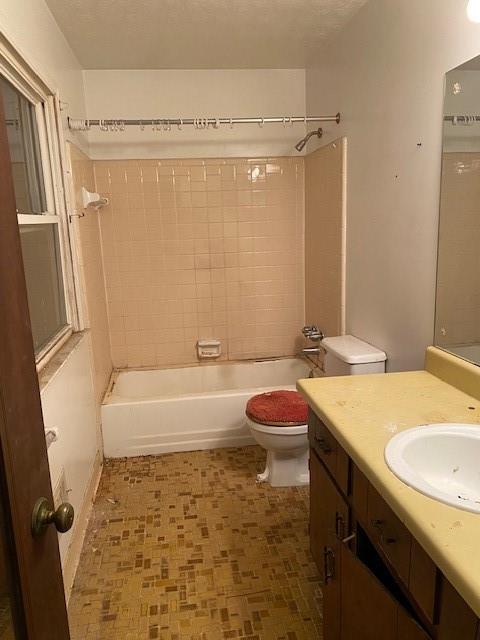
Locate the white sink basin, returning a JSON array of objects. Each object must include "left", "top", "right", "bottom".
[{"left": 385, "top": 423, "right": 480, "bottom": 513}]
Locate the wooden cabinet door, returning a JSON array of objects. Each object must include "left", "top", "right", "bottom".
[
  {"left": 366, "top": 484, "right": 411, "bottom": 585},
  {"left": 310, "top": 450, "right": 348, "bottom": 640},
  {"left": 397, "top": 607, "right": 431, "bottom": 640},
  {"left": 437, "top": 578, "right": 479, "bottom": 640},
  {"left": 340, "top": 544, "right": 397, "bottom": 640},
  {"left": 309, "top": 411, "right": 349, "bottom": 494},
  {"left": 310, "top": 449, "right": 329, "bottom": 572}
]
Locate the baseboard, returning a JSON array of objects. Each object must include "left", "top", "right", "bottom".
[{"left": 63, "top": 451, "right": 103, "bottom": 602}]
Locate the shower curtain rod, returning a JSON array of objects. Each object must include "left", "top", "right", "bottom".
[
  {"left": 68, "top": 113, "right": 341, "bottom": 131},
  {"left": 444, "top": 115, "right": 480, "bottom": 123}
]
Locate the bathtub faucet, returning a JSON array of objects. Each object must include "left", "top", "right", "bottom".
[
  {"left": 301, "top": 346, "right": 323, "bottom": 356},
  {"left": 302, "top": 325, "right": 324, "bottom": 342}
]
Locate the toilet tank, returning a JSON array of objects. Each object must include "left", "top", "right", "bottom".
[{"left": 322, "top": 335, "right": 387, "bottom": 376}]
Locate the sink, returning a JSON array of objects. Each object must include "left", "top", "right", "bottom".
[{"left": 385, "top": 423, "right": 480, "bottom": 513}]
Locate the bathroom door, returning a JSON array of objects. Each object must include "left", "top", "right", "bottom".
[{"left": 0, "top": 89, "right": 71, "bottom": 637}]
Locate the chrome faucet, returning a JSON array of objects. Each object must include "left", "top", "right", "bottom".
[
  {"left": 302, "top": 346, "right": 323, "bottom": 355},
  {"left": 302, "top": 325, "right": 324, "bottom": 342}
]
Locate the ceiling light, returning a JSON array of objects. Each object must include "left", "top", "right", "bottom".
[{"left": 467, "top": 0, "right": 480, "bottom": 23}]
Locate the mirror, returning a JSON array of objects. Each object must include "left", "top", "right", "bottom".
[{"left": 436, "top": 55, "right": 480, "bottom": 366}]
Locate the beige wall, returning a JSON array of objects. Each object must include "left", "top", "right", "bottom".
[
  {"left": 305, "top": 138, "right": 346, "bottom": 338},
  {"left": 436, "top": 152, "right": 480, "bottom": 346},
  {"left": 93, "top": 157, "right": 305, "bottom": 368},
  {"left": 0, "top": 0, "right": 88, "bottom": 150},
  {"left": 68, "top": 144, "right": 112, "bottom": 406},
  {"left": 83, "top": 69, "right": 307, "bottom": 160},
  {"left": 306, "top": 0, "right": 480, "bottom": 371}
]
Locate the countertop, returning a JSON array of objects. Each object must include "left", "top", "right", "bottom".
[{"left": 297, "top": 346, "right": 480, "bottom": 617}]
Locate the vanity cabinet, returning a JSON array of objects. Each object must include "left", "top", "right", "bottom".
[
  {"left": 310, "top": 450, "right": 348, "bottom": 640},
  {"left": 308, "top": 409, "right": 480, "bottom": 640}
]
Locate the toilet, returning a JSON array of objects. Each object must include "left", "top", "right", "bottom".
[{"left": 246, "top": 335, "right": 387, "bottom": 487}]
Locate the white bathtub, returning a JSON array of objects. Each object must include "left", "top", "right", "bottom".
[{"left": 101, "top": 358, "right": 311, "bottom": 458}]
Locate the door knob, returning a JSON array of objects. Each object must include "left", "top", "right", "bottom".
[{"left": 31, "top": 497, "right": 74, "bottom": 539}]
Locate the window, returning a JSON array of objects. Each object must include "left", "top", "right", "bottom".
[
  {"left": 1, "top": 74, "right": 75, "bottom": 360},
  {"left": 2, "top": 77, "right": 46, "bottom": 214}
]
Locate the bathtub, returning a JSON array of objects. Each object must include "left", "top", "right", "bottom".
[{"left": 101, "top": 358, "right": 312, "bottom": 458}]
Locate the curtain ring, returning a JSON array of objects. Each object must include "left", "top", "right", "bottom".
[
  {"left": 229, "top": 118, "right": 233, "bottom": 129},
  {"left": 178, "top": 119, "right": 183, "bottom": 131},
  {"left": 283, "top": 116, "right": 286, "bottom": 127},
  {"left": 259, "top": 117, "right": 264, "bottom": 128}
]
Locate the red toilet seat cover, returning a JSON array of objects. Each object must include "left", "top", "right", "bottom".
[{"left": 246, "top": 390, "right": 308, "bottom": 427}]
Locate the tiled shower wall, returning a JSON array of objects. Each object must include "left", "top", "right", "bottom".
[
  {"left": 93, "top": 158, "right": 305, "bottom": 368},
  {"left": 305, "top": 139, "right": 345, "bottom": 338},
  {"left": 69, "top": 144, "right": 112, "bottom": 405}
]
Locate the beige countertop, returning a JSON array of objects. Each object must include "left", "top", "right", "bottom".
[{"left": 297, "top": 346, "right": 480, "bottom": 617}]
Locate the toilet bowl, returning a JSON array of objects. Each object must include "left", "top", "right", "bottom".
[
  {"left": 244, "top": 335, "right": 387, "bottom": 488},
  {"left": 246, "top": 390, "right": 309, "bottom": 487}
]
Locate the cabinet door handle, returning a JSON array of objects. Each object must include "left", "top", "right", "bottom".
[
  {"left": 342, "top": 533, "right": 356, "bottom": 545},
  {"left": 323, "top": 547, "right": 335, "bottom": 584},
  {"left": 314, "top": 434, "right": 333, "bottom": 454},
  {"left": 335, "top": 512, "right": 346, "bottom": 540},
  {"left": 371, "top": 518, "right": 396, "bottom": 545}
]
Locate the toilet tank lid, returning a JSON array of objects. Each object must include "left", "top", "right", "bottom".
[{"left": 322, "top": 335, "right": 387, "bottom": 364}]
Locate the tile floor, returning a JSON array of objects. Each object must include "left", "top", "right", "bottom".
[
  {"left": 68, "top": 446, "right": 322, "bottom": 640},
  {"left": 0, "top": 596, "right": 14, "bottom": 640}
]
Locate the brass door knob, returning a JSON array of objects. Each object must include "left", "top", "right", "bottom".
[{"left": 31, "top": 497, "right": 74, "bottom": 539}]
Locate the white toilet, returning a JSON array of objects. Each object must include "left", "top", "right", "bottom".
[{"left": 246, "top": 335, "right": 387, "bottom": 487}]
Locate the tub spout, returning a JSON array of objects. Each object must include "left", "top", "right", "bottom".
[{"left": 301, "top": 346, "right": 322, "bottom": 355}]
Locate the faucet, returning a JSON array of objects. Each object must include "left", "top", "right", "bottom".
[
  {"left": 302, "top": 325, "right": 324, "bottom": 342},
  {"left": 302, "top": 346, "right": 323, "bottom": 355},
  {"left": 301, "top": 325, "right": 325, "bottom": 358},
  {"left": 299, "top": 325, "right": 325, "bottom": 374}
]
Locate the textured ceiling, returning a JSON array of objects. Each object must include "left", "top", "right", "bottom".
[{"left": 45, "top": 0, "right": 366, "bottom": 69}]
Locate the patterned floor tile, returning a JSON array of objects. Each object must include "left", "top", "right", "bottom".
[{"left": 68, "top": 446, "right": 322, "bottom": 639}]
